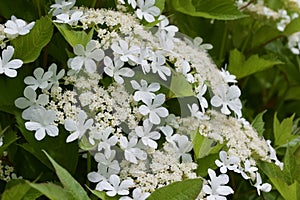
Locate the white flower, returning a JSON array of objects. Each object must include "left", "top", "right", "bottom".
[
  {"left": 127, "top": 0, "right": 137, "bottom": 9},
  {"left": 24, "top": 67, "right": 53, "bottom": 90},
  {"left": 220, "top": 68, "right": 237, "bottom": 83},
  {"left": 104, "top": 56, "right": 134, "bottom": 84},
  {"left": 130, "top": 46, "right": 151, "bottom": 73},
  {"left": 179, "top": 60, "right": 194, "bottom": 83},
  {"left": 202, "top": 169, "right": 234, "bottom": 200},
  {"left": 68, "top": 40, "right": 104, "bottom": 73},
  {"left": 288, "top": 32, "right": 300, "bottom": 55},
  {"left": 266, "top": 140, "right": 283, "bottom": 170},
  {"left": 54, "top": 10, "right": 84, "bottom": 26},
  {"left": 94, "top": 150, "right": 120, "bottom": 176},
  {"left": 4, "top": 16, "right": 35, "bottom": 39},
  {"left": 188, "top": 103, "right": 204, "bottom": 119},
  {"left": 47, "top": 63, "right": 65, "bottom": 88},
  {"left": 97, "top": 127, "right": 118, "bottom": 158},
  {"left": 150, "top": 53, "right": 171, "bottom": 81},
  {"left": 254, "top": 172, "right": 272, "bottom": 196},
  {"left": 64, "top": 110, "right": 93, "bottom": 143},
  {"left": 119, "top": 136, "right": 147, "bottom": 164},
  {"left": 119, "top": 188, "right": 150, "bottom": 200},
  {"left": 0, "top": 137, "right": 3, "bottom": 147},
  {"left": 98, "top": 174, "right": 134, "bottom": 197},
  {"left": 215, "top": 151, "right": 240, "bottom": 174},
  {"left": 0, "top": 46, "right": 23, "bottom": 78},
  {"left": 50, "top": 0, "right": 76, "bottom": 16},
  {"left": 172, "top": 134, "right": 193, "bottom": 162},
  {"left": 211, "top": 85, "right": 242, "bottom": 118},
  {"left": 156, "top": 15, "right": 178, "bottom": 36},
  {"left": 24, "top": 107, "right": 58, "bottom": 141},
  {"left": 111, "top": 39, "right": 139, "bottom": 62},
  {"left": 138, "top": 93, "right": 168, "bottom": 125},
  {"left": 135, "top": 119, "right": 161, "bottom": 149},
  {"left": 15, "top": 87, "right": 49, "bottom": 109},
  {"left": 160, "top": 125, "right": 176, "bottom": 144},
  {"left": 196, "top": 83, "right": 208, "bottom": 113},
  {"left": 130, "top": 79, "right": 160, "bottom": 103},
  {"left": 136, "top": 0, "right": 160, "bottom": 22},
  {"left": 184, "top": 37, "right": 213, "bottom": 52},
  {"left": 238, "top": 159, "right": 258, "bottom": 180}
]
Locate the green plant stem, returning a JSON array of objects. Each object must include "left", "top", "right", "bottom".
[
  {"left": 35, "top": 0, "right": 42, "bottom": 17},
  {"left": 86, "top": 152, "right": 91, "bottom": 188},
  {"left": 91, "top": 0, "right": 97, "bottom": 8},
  {"left": 219, "top": 22, "right": 228, "bottom": 61}
]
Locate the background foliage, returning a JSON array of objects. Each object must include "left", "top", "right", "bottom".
[{"left": 0, "top": 0, "right": 299, "bottom": 199}]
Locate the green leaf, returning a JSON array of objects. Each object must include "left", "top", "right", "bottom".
[
  {"left": 196, "top": 153, "right": 219, "bottom": 177},
  {"left": 43, "top": 151, "right": 90, "bottom": 200},
  {"left": 1, "top": 181, "right": 31, "bottom": 200},
  {"left": 147, "top": 178, "right": 202, "bottom": 200},
  {"left": 251, "top": 110, "right": 267, "bottom": 136},
  {"left": 28, "top": 182, "right": 74, "bottom": 200},
  {"left": 87, "top": 187, "right": 119, "bottom": 200},
  {"left": 284, "top": 146, "right": 300, "bottom": 183},
  {"left": 191, "top": 131, "right": 224, "bottom": 159},
  {"left": 167, "top": 0, "right": 246, "bottom": 20},
  {"left": 12, "top": 16, "right": 54, "bottom": 63},
  {"left": 0, "top": 127, "right": 18, "bottom": 156},
  {"left": 285, "top": 86, "right": 300, "bottom": 101},
  {"left": 55, "top": 24, "right": 94, "bottom": 47},
  {"left": 228, "top": 49, "right": 282, "bottom": 79},
  {"left": 168, "top": 69, "right": 194, "bottom": 98},
  {"left": 273, "top": 113, "right": 297, "bottom": 147},
  {"left": 284, "top": 18, "right": 300, "bottom": 36},
  {"left": 155, "top": 0, "right": 165, "bottom": 12}
]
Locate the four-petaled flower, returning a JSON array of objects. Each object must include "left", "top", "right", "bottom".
[
  {"left": 24, "top": 107, "right": 59, "bottom": 141},
  {"left": 50, "top": 0, "right": 76, "bottom": 16},
  {"left": 64, "top": 110, "right": 94, "bottom": 143},
  {"left": 94, "top": 150, "right": 120, "bottom": 176},
  {"left": 130, "top": 79, "right": 160, "bottom": 103},
  {"left": 202, "top": 168, "right": 234, "bottom": 200},
  {"left": 4, "top": 16, "right": 35, "bottom": 39},
  {"left": 138, "top": 93, "right": 168, "bottom": 125},
  {"left": 211, "top": 85, "right": 242, "bottom": 118},
  {"left": 68, "top": 40, "right": 104, "bottom": 73},
  {"left": 15, "top": 87, "right": 49, "bottom": 110},
  {"left": 111, "top": 39, "right": 139, "bottom": 62},
  {"left": 150, "top": 53, "right": 171, "bottom": 81},
  {"left": 0, "top": 46, "right": 23, "bottom": 78},
  {"left": 24, "top": 67, "right": 53, "bottom": 90},
  {"left": 136, "top": 0, "right": 160, "bottom": 22},
  {"left": 119, "top": 136, "right": 147, "bottom": 164},
  {"left": 215, "top": 151, "right": 240, "bottom": 174},
  {"left": 104, "top": 56, "right": 134, "bottom": 84},
  {"left": 98, "top": 174, "right": 134, "bottom": 197},
  {"left": 54, "top": 10, "right": 85, "bottom": 26},
  {"left": 135, "top": 119, "right": 161, "bottom": 149},
  {"left": 119, "top": 188, "right": 150, "bottom": 200},
  {"left": 172, "top": 134, "right": 193, "bottom": 162}
]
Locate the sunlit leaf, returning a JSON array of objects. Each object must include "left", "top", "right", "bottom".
[
  {"left": 167, "top": 0, "right": 246, "bottom": 20},
  {"left": 28, "top": 182, "right": 74, "bottom": 200},
  {"left": 228, "top": 49, "right": 283, "bottom": 79},
  {"left": 147, "top": 178, "right": 202, "bottom": 200},
  {"left": 251, "top": 110, "right": 267, "bottom": 137}
]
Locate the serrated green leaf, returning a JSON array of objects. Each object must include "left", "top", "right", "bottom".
[
  {"left": 43, "top": 151, "right": 90, "bottom": 200},
  {"left": 147, "top": 178, "right": 202, "bottom": 200},
  {"left": 196, "top": 153, "right": 219, "bottom": 177},
  {"left": 273, "top": 113, "right": 297, "bottom": 148},
  {"left": 12, "top": 16, "right": 54, "bottom": 63},
  {"left": 55, "top": 24, "right": 94, "bottom": 47},
  {"left": 28, "top": 182, "right": 74, "bottom": 200},
  {"left": 228, "top": 49, "right": 282, "bottom": 79},
  {"left": 168, "top": 0, "right": 246, "bottom": 20},
  {"left": 284, "top": 146, "right": 300, "bottom": 183},
  {"left": 251, "top": 110, "right": 267, "bottom": 136}
]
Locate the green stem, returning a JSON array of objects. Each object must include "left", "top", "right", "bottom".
[
  {"left": 219, "top": 22, "right": 228, "bottom": 61},
  {"left": 91, "top": 0, "right": 97, "bottom": 8},
  {"left": 86, "top": 152, "right": 92, "bottom": 188},
  {"left": 35, "top": 0, "right": 42, "bottom": 17}
]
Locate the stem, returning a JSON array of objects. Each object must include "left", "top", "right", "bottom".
[
  {"left": 35, "top": 0, "right": 42, "bottom": 17},
  {"left": 91, "top": 0, "right": 97, "bottom": 8},
  {"left": 86, "top": 152, "right": 92, "bottom": 188},
  {"left": 219, "top": 22, "right": 228, "bottom": 61}
]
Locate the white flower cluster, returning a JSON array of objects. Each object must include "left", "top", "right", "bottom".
[
  {"left": 0, "top": 152, "right": 22, "bottom": 182},
  {"left": 236, "top": 0, "right": 299, "bottom": 32},
  {"left": 13, "top": 0, "right": 283, "bottom": 199},
  {"left": 0, "top": 15, "right": 35, "bottom": 78}
]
